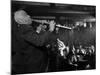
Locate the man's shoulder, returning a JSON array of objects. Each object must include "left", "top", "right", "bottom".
[{"left": 17, "top": 24, "right": 36, "bottom": 34}]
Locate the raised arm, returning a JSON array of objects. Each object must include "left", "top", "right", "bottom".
[{"left": 18, "top": 25, "right": 51, "bottom": 46}]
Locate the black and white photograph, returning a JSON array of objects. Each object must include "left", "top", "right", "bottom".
[{"left": 11, "top": 0, "right": 96, "bottom": 74}]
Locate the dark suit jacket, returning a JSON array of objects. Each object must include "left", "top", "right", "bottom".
[{"left": 12, "top": 18, "right": 54, "bottom": 74}]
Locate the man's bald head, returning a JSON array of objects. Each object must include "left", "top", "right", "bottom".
[{"left": 14, "top": 10, "right": 32, "bottom": 25}]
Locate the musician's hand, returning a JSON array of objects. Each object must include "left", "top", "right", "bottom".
[
  {"left": 14, "top": 10, "right": 32, "bottom": 25},
  {"left": 49, "top": 20, "right": 56, "bottom": 32}
]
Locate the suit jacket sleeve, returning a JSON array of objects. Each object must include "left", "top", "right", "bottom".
[{"left": 18, "top": 24, "right": 51, "bottom": 46}]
